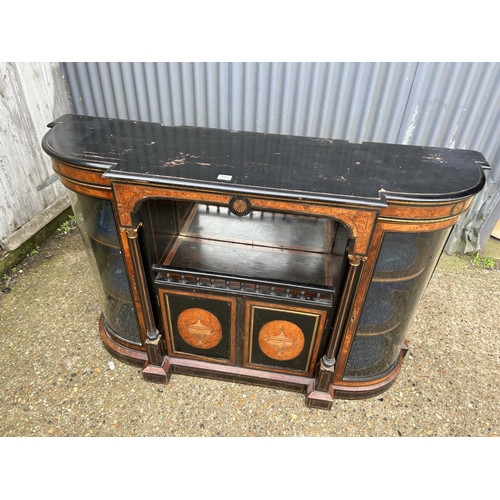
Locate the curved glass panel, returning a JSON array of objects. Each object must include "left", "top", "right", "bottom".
[
  {"left": 344, "top": 228, "right": 450, "bottom": 380},
  {"left": 70, "top": 193, "right": 141, "bottom": 344}
]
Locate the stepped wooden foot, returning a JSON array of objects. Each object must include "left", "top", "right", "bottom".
[
  {"left": 306, "top": 381, "right": 335, "bottom": 410},
  {"left": 305, "top": 356, "right": 336, "bottom": 409},
  {"left": 142, "top": 333, "right": 171, "bottom": 383},
  {"left": 142, "top": 357, "right": 171, "bottom": 384}
]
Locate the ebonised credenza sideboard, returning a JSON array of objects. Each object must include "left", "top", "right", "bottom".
[{"left": 42, "top": 115, "right": 487, "bottom": 409}]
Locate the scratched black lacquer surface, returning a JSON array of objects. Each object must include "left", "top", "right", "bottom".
[{"left": 42, "top": 114, "right": 488, "bottom": 205}]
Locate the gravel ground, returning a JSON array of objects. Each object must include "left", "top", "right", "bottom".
[{"left": 1, "top": 226, "right": 499, "bottom": 438}]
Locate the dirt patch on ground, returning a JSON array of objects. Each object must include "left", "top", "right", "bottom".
[{"left": 1, "top": 218, "right": 78, "bottom": 296}]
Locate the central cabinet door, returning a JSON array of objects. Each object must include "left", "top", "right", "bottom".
[
  {"left": 244, "top": 301, "right": 328, "bottom": 376},
  {"left": 158, "top": 289, "right": 236, "bottom": 365}
]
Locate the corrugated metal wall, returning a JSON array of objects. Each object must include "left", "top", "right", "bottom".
[
  {"left": 397, "top": 63, "right": 500, "bottom": 252},
  {"left": 63, "top": 62, "right": 500, "bottom": 253},
  {"left": 64, "top": 62, "right": 419, "bottom": 142},
  {"left": 0, "top": 62, "right": 72, "bottom": 250}
]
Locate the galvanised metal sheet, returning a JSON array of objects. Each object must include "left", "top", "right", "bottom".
[
  {"left": 397, "top": 62, "right": 500, "bottom": 252},
  {"left": 63, "top": 62, "right": 500, "bottom": 252},
  {"left": 64, "top": 62, "right": 418, "bottom": 142}
]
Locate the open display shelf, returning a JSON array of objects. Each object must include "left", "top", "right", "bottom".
[
  {"left": 42, "top": 115, "right": 487, "bottom": 409},
  {"left": 152, "top": 203, "right": 342, "bottom": 303}
]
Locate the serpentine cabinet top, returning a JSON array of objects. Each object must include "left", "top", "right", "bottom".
[{"left": 42, "top": 114, "right": 488, "bottom": 207}]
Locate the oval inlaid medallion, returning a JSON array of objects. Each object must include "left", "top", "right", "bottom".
[
  {"left": 451, "top": 201, "right": 466, "bottom": 216},
  {"left": 258, "top": 320, "right": 305, "bottom": 361},
  {"left": 177, "top": 308, "right": 222, "bottom": 349}
]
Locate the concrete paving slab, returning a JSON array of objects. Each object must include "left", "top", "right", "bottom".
[{"left": 1, "top": 227, "right": 499, "bottom": 437}]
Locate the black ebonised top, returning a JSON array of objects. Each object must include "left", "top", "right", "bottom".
[{"left": 42, "top": 114, "right": 488, "bottom": 206}]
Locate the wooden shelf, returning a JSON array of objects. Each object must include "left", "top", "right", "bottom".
[
  {"left": 152, "top": 203, "right": 343, "bottom": 289},
  {"left": 180, "top": 204, "right": 336, "bottom": 253},
  {"left": 161, "top": 236, "right": 341, "bottom": 288}
]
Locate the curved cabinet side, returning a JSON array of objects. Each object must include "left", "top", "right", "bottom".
[
  {"left": 331, "top": 199, "right": 474, "bottom": 398},
  {"left": 70, "top": 191, "right": 142, "bottom": 348}
]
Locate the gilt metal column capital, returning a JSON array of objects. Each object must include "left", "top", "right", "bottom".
[
  {"left": 120, "top": 222, "right": 143, "bottom": 239},
  {"left": 347, "top": 253, "right": 367, "bottom": 267}
]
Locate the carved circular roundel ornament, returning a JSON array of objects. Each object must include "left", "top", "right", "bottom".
[
  {"left": 228, "top": 196, "right": 252, "bottom": 216},
  {"left": 258, "top": 320, "right": 305, "bottom": 361},
  {"left": 177, "top": 308, "right": 222, "bottom": 349}
]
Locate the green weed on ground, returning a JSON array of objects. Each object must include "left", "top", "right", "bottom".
[
  {"left": 57, "top": 215, "right": 76, "bottom": 235},
  {"left": 471, "top": 252, "right": 496, "bottom": 269}
]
